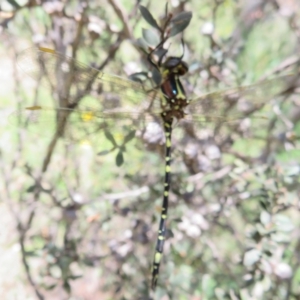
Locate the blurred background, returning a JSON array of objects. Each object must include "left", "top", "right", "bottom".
[{"left": 0, "top": 0, "right": 300, "bottom": 299}]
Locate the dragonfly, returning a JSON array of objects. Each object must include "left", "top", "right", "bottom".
[{"left": 14, "top": 46, "right": 297, "bottom": 290}]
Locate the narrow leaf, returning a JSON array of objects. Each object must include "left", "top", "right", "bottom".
[
  {"left": 43, "top": 284, "right": 57, "bottom": 290},
  {"left": 170, "top": 11, "right": 192, "bottom": 37},
  {"left": 104, "top": 130, "right": 117, "bottom": 146},
  {"left": 7, "top": 0, "right": 21, "bottom": 9},
  {"left": 152, "top": 68, "right": 162, "bottom": 86},
  {"left": 63, "top": 280, "right": 71, "bottom": 293},
  {"left": 116, "top": 150, "right": 124, "bottom": 167},
  {"left": 124, "top": 130, "right": 136, "bottom": 143},
  {"left": 133, "top": 38, "right": 149, "bottom": 53},
  {"left": 171, "top": 11, "right": 193, "bottom": 24},
  {"left": 97, "top": 150, "right": 111, "bottom": 156},
  {"left": 139, "top": 5, "right": 161, "bottom": 31},
  {"left": 129, "top": 72, "right": 149, "bottom": 83}
]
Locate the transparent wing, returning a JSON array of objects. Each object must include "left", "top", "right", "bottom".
[
  {"left": 9, "top": 105, "right": 163, "bottom": 144},
  {"left": 15, "top": 46, "right": 298, "bottom": 138},
  {"left": 17, "top": 47, "right": 159, "bottom": 112},
  {"left": 184, "top": 73, "right": 297, "bottom": 123}
]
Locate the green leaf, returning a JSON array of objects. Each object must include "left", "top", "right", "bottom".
[
  {"left": 97, "top": 150, "right": 111, "bottom": 156},
  {"left": 7, "top": 0, "right": 21, "bottom": 9},
  {"left": 82, "top": 257, "right": 94, "bottom": 267},
  {"left": 43, "top": 284, "right": 57, "bottom": 290},
  {"left": 68, "top": 275, "right": 83, "bottom": 280},
  {"left": 124, "top": 130, "right": 136, "bottom": 144},
  {"left": 152, "top": 68, "right": 162, "bottom": 86},
  {"left": 104, "top": 130, "right": 117, "bottom": 146},
  {"left": 170, "top": 11, "right": 192, "bottom": 37},
  {"left": 63, "top": 280, "right": 71, "bottom": 293},
  {"left": 116, "top": 150, "right": 124, "bottom": 167},
  {"left": 142, "top": 28, "right": 160, "bottom": 46},
  {"left": 139, "top": 5, "right": 161, "bottom": 31},
  {"left": 26, "top": 185, "right": 36, "bottom": 193},
  {"left": 133, "top": 37, "right": 149, "bottom": 53},
  {"left": 129, "top": 72, "right": 149, "bottom": 83}
]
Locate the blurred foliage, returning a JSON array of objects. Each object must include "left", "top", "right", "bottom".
[{"left": 0, "top": 0, "right": 300, "bottom": 299}]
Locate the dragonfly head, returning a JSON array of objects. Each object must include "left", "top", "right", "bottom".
[{"left": 162, "top": 56, "right": 189, "bottom": 76}]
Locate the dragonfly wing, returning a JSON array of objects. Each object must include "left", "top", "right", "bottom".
[
  {"left": 185, "top": 73, "right": 298, "bottom": 123},
  {"left": 18, "top": 47, "right": 98, "bottom": 106},
  {"left": 9, "top": 105, "right": 156, "bottom": 144},
  {"left": 17, "top": 47, "right": 161, "bottom": 113}
]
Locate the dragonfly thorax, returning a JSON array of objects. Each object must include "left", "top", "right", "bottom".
[{"left": 159, "top": 57, "right": 189, "bottom": 122}]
